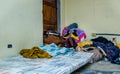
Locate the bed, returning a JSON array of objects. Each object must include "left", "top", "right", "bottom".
[{"left": 0, "top": 43, "right": 93, "bottom": 74}]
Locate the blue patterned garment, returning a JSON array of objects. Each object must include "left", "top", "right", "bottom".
[{"left": 40, "top": 43, "right": 75, "bottom": 57}]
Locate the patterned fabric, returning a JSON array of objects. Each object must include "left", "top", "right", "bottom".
[
  {"left": 40, "top": 43, "right": 75, "bottom": 57},
  {"left": 0, "top": 45, "right": 93, "bottom": 74}
]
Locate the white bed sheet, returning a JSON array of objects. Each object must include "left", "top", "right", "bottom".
[{"left": 0, "top": 51, "right": 93, "bottom": 74}]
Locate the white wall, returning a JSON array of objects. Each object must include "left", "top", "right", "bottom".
[
  {"left": 0, "top": 0, "right": 43, "bottom": 58},
  {"left": 61, "top": 0, "right": 120, "bottom": 42},
  {"left": 60, "top": 0, "right": 66, "bottom": 34}
]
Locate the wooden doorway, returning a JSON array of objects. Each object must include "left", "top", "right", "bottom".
[
  {"left": 43, "top": 0, "right": 60, "bottom": 43},
  {"left": 43, "top": 0, "right": 58, "bottom": 32}
]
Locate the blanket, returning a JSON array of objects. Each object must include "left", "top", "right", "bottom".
[{"left": 40, "top": 43, "right": 75, "bottom": 57}]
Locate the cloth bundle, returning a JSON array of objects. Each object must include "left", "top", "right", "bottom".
[
  {"left": 62, "top": 23, "right": 86, "bottom": 48},
  {"left": 20, "top": 46, "right": 52, "bottom": 58},
  {"left": 76, "top": 46, "right": 103, "bottom": 63}
]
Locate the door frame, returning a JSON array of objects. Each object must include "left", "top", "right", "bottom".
[
  {"left": 42, "top": 0, "right": 61, "bottom": 33},
  {"left": 57, "top": 0, "right": 61, "bottom": 32}
]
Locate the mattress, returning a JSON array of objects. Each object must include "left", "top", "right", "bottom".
[{"left": 0, "top": 44, "right": 93, "bottom": 74}]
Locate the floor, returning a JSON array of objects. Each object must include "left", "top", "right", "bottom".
[{"left": 71, "top": 60, "right": 120, "bottom": 74}]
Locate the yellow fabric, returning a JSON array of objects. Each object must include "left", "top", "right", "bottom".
[
  {"left": 71, "top": 33, "right": 79, "bottom": 40},
  {"left": 20, "top": 46, "right": 52, "bottom": 58},
  {"left": 116, "top": 43, "right": 120, "bottom": 49},
  {"left": 78, "top": 41, "right": 93, "bottom": 47}
]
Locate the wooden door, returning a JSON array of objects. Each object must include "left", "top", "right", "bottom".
[{"left": 43, "top": 0, "right": 57, "bottom": 34}]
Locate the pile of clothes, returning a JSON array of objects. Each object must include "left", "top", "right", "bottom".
[
  {"left": 91, "top": 36, "right": 120, "bottom": 64},
  {"left": 75, "top": 36, "right": 120, "bottom": 64},
  {"left": 61, "top": 23, "right": 120, "bottom": 64},
  {"left": 60, "top": 23, "right": 86, "bottom": 48},
  {"left": 20, "top": 22, "right": 120, "bottom": 65}
]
